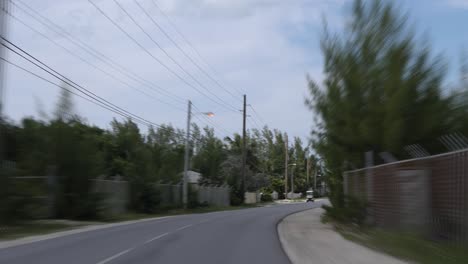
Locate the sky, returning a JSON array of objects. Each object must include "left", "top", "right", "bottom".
[{"left": 2, "top": 0, "right": 468, "bottom": 142}]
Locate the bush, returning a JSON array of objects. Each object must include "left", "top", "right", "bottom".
[
  {"left": 134, "top": 185, "right": 161, "bottom": 214},
  {"left": 187, "top": 186, "right": 199, "bottom": 209},
  {"left": 321, "top": 195, "right": 367, "bottom": 225},
  {"left": 261, "top": 193, "right": 273, "bottom": 202},
  {"left": 230, "top": 189, "right": 243, "bottom": 206}
]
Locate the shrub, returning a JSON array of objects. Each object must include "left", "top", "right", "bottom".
[
  {"left": 230, "top": 189, "right": 243, "bottom": 206},
  {"left": 261, "top": 193, "right": 273, "bottom": 202},
  {"left": 134, "top": 185, "right": 161, "bottom": 214},
  {"left": 321, "top": 195, "right": 367, "bottom": 225},
  {"left": 187, "top": 186, "right": 199, "bottom": 209}
]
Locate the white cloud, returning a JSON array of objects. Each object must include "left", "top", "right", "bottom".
[
  {"left": 447, "top": 0, "right": 468, "bottom": 9},
  {"left": 3, "top": 0, "right": 348, "bottom": 140}
]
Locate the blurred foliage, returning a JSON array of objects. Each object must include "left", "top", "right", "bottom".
[
  {"left": 306, "top": 0, "right": 468, "bottom": 211},
  {"left": 322, "top": 196, "right": 368, "bottom": 226},
  {"left": 1, "top": 86, "right": 313, "bottom": 222}
]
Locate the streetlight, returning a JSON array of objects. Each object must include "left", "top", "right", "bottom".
[{"left": 183, "top": 100, "right": 214, "bottom": 208}]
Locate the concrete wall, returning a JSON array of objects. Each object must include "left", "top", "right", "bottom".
[
  {"left": 92, "top": 179, "right": 129, "bottom": 216},
  {"left": 286, "top": 192, "right": 302, "bottom": 199},
  {"left": 197, "top": 185, "right": 230, "bottom": 207},
  {"left": 244, "top": 192, "right": 258, "bottom": 204},
  {"left": 158, "top": 184, "right": 182, "bottom": 207}
]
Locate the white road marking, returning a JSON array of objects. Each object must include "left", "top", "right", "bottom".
[
  {"left": 96, "top": 247, "right": 135, "bottom": 264},
  {"left": 176, "top": 224, "right": 193, "bottom": 231},
  {"left": 145, "top": 232, "right": 169, "bottom": 244}
]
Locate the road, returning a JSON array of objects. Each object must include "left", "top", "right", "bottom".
[{"left": 0, "top": 202, "right": 321, "bottom": 264}]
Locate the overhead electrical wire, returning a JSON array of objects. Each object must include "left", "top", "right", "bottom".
[
  {"left": 88, "top": 0, "right": 239, "bottom": 113},
  {"left": 5, "top": 12, "right": 185, "bottom": 112},
  {"left": 12, "top": 0, "right": 186, "bottom": 105},
  {"left": 111, "top": 0, "right": 239, "bottom": 112},
  {"left": 192, "top": 104, "right": 233, "bottom": 137},
  {"left": 11, "top": 0, "right": 258, "bottom": 139},
  {"left": 133, "top": 0, "right": 242, "bottom": 102},
  {"left": 1, "top": 38, "right": 189, "bottom": 138},
  {"left": 148, "top": 0, "right": 246, "bottom": 97},
  {"left": 248, "top": 105, "right": 266, "bottom": 126}
]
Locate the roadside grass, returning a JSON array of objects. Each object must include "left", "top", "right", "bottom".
[
  {"left": 0, "top": 203, "right": 271, "bottom": 240},
  {"left": 335, "top": 224, "right": 468, "bottom": 264},
  {"left": 104, "top": 203, "right": 267, "bottom": 222},
  {"left": 0, "top": 223, "right": 81, "bottom": 240}
]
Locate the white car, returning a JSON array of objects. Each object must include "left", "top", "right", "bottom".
[{"left": 306, "top": 190, "right": 314, "bottom": 202}]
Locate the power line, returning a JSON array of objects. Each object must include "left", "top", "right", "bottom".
[
  {"left": 88, "top": 0, "right": 238, "bottom": 112},
  {"left": 5, "top": 12, "right": 185, "bottom": 112},
  {"left": 149, "top": 0, "right": 245, "bottom": 96},
  {"left": 112, "top": 0, "right": 239, "bottom": 112},
  {"left": 247, "top": 117, "right": 262, "bottom": 132},
  {"left": 2, "top": 40, "right": 155, "bottom": 127},
  {"left": 1, "top": 38, "right": 186, "bottom": 138},
  {"left": 133, "top": 0, "right": 242, "bottom": 102},
  {"left": 248, "top": 112, "right": 264, "bottom": 131},
  {"left": 192, "top": 104, "right": 233, "bottom": 137},
  {"left": 1, "top": 54, "right": 154, "bottom": 129},
  {"left": 248, "top": 104, "right": 266, "bottom": 125},
  {"left": 191, "top": 114, "right": 228, "bottom": 139},
  {"left": 11, "top": 0, "right": 186, "bottom": 106}
]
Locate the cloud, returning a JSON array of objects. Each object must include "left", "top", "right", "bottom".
[
  {"left": 447, "top": 0, "right": 468, "bottom": 9},
  {"left": 4, "top": 0, "right": 348, "bottom": 140}
]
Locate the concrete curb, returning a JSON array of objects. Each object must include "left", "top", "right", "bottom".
[
  {"left": 277, "top": 204, "right": 408, "bottom": 264},
  {"left": 0, "top": 216, "right": 171, "bottom": 250},
  {"left": 277, "top": 206, "right": 323, "bottom": 264}
]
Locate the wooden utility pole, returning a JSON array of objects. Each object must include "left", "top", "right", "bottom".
[
  {"left": 306, "top": 157, "right": 310, "bottom": 187},
  {"left": 182, "top": 100, "right": 192, "bottom": 208},
  {"left": 0, "top": 0, "right": 10, "bottom": 163},
  {"left": 284, "top": 133, "right": 288, "bottom": 197},
  {"left": 241, "top": 94, "right": 247, "bottom": 199}
]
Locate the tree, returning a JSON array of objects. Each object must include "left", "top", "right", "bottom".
[
  {"left": 306, "top": 0, "right": 456, "bottom": 208},
  {"left": 54, "top": 83, "right": 75, "bottom": 121},
  {"left": 193, "top": 127, "right": 226, "bottom": 185}
]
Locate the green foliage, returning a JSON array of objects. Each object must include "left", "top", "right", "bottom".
[
  {"left": 192, "top": 127, "right": 226, "bottom": 185},
  {"left": 187, "top": 186, "right": 200, "bottom": 209},
  {"left": 229, "top": 188, "right": 243, "bottom": 206},
  {"left": 321, "top": 196, "right": 367, "bottom": 225},
  {"left": 132, "top": 184, "right": 161, "bottom": 214},
  {"left": 2, "top": 83, "right": 312, "bottom": 220},
  {"left": 260, "top": 193, "right": 273, "bottom": 202}
]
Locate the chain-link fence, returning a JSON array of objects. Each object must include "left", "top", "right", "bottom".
[{"left": 344, "top": 149, "right": 468, "bottom": 241}]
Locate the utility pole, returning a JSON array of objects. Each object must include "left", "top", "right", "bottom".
[
  {"left": 241, "top": 94, "right": 247, "bottom": 200},
  {"left": 291, "top": 166, "right": 294, "bottom": 194},
  {"left": 0, "top": 0, "right": 10, "bottom": 163},
  {"left": 183, "top": 100, "right": 192, "bottom": 208},
  {"left": 284, "top": 133, "right": 288, "bottom": 197},
  {"left": 306, "top": 157, "right": 310, "bottom": 187},
  {"left": 314, "top": 161, "right": 318, "bottom": 192}
]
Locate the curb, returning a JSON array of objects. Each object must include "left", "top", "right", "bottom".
[{"left": 275, "top": 201, "right": 324, "bottom": 264}]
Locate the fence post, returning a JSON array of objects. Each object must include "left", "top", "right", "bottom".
[
  {"left": 365, "top": 151, "right": 374, "bottom": 225},
  {"left": 365, "top": 151, "right": 374, "bottom": 202},
  {"left": 343, "top": 171, "right": 349, "bottom": 195}
]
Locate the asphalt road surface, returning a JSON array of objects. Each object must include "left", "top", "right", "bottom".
[{"left": 0, "top": 202, "right": 321, "bottom": 264}]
